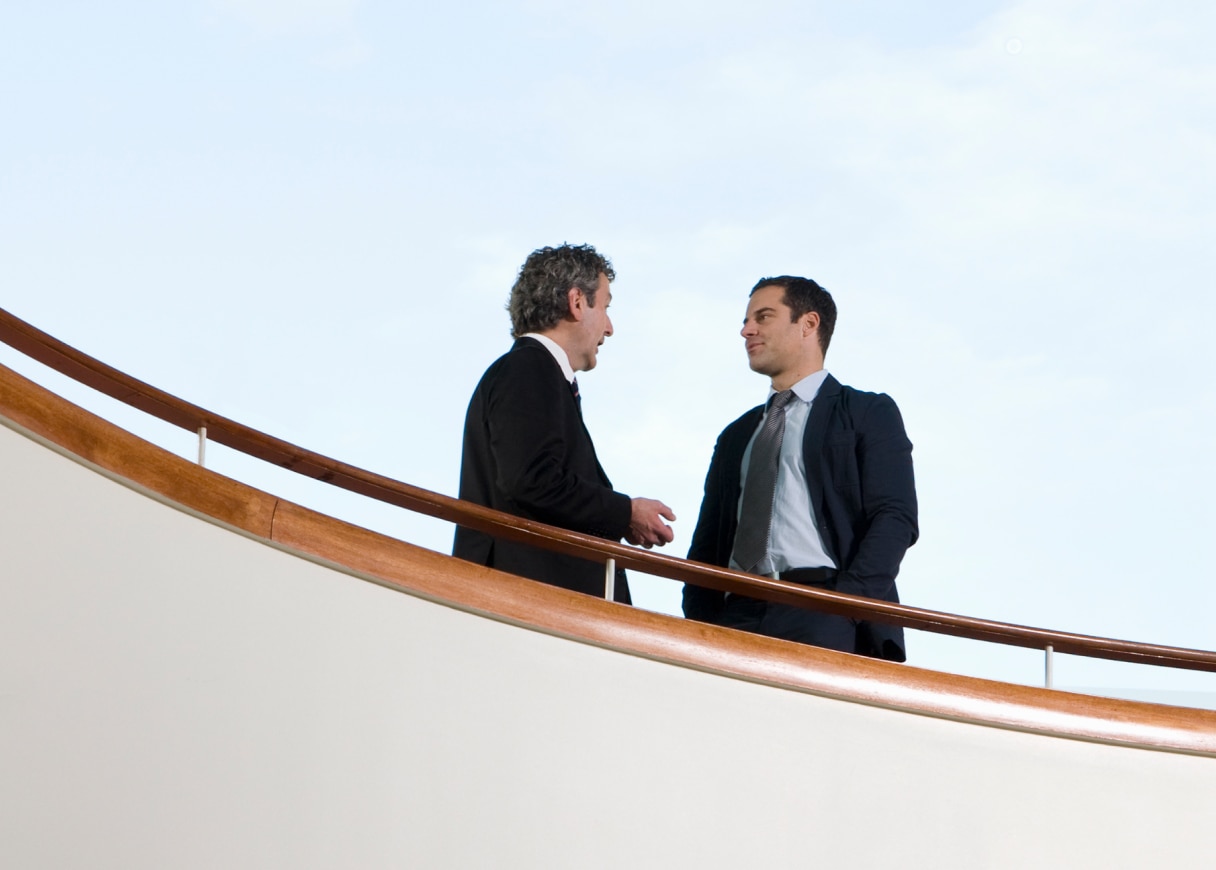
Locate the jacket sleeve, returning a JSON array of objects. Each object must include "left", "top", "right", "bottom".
[
  {"left": 485, "top": 349, "right": 632, "bottom": 540},
  {"left": 683, "top": 427, "right": 733, "bottom": 623},
  {"left": 833, "top": 393, "right": 918, "bottom": 601}
]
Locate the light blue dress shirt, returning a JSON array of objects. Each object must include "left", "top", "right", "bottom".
[{"left": 732, "top": 369, "right": 836, "bottom": 576}]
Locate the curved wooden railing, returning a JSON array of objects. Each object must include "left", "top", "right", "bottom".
[{"left": 2, "top": 305, "right": 1214, "bottom": 676}]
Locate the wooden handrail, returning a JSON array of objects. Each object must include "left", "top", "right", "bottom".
[
  {"left": 6, "top": 360, "right": 1215, "bottom": 756},
  {"left": 2, "top": 304, "right": 1214, "bottom": 673}
]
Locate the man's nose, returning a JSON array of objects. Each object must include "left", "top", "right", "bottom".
[
  {"left": 740, "top": 321, "right": 755, "bottom": 338},
  {"left": 604, "top": 315, "right": 613, "bottom": 337}
]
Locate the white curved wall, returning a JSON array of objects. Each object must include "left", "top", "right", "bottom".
[{"left": 2, "top": 415, "right": 1214, "bottom": 869}]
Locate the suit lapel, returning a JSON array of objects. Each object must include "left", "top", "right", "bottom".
[
  {"left": 723, "top": 406, "right": 764, "bottom": 551},
  {"left": 802, "top": 374, "right": 840, "bottom": 521},
  {"left": 567, "top": 377, "right": 610, "bottom": 486},
  {"left": 515, "top": 337, "right": 612, "bottom": 487}
]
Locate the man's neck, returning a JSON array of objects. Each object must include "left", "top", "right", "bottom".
[{"left": 770, "top": 362, "right": 824, "bottom": 392}]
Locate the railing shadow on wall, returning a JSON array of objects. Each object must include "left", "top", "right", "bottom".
[{"left": 3, "top": 305, "right": 1214, "bottom": 690}]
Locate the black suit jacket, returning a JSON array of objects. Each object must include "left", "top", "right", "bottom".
[
  {"left": 683, "top": 375, "right": 917, "bottom": 660},
  {"left": 453, "top": 337, "right": 633, "bottom": 601}
]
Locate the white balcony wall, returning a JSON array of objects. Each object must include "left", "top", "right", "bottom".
[{"left": 2, "top": 416, "right": 1214, "bottom": 869}]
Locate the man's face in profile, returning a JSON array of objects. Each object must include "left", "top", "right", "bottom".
[{"left": 571, "top": 273, "right": 614, "bottom": 372}]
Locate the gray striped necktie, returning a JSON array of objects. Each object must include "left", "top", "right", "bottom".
[{"left": 731, "top": 389, "right": 796, "bottom": 574}]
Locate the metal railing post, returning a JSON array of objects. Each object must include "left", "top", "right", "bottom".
[
  {"left": 197, "top": 425, "right": 207, "bottom": 467},
  {"left": 604, "top": 558, "right": 616, "bottom": 602},
  {"left": 1045, "top": 644, "right": 1054, "bottom": 689}
]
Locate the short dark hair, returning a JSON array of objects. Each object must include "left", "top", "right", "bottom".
[
  {"left": 508, "top": 244, "right": 615, "bottom": 338},
  {"left": 751, "top": 275, "right": 836, "bottom": 354}
]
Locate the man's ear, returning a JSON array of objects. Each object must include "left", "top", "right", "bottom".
[
  {"left": 802, "top": 310, "right": 821, "bottom": 337},
  {"left": 566, "top": 287, "right": 585, "bottom": 322}
]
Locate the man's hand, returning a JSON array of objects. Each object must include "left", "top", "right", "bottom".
[{"left": 626, "top": 498, "right": 676, "bottom": 548}]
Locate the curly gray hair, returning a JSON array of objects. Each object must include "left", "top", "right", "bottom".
[{"left": 508, "top": 244, "right": 615, "bottom": 338}]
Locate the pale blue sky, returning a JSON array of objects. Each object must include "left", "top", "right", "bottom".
[{"left": 2, "top": 1, "right": 1214, "bottom": 696}]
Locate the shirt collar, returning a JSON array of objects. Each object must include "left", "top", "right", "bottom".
[
  {"left": 770, "top": 369, "right": 830, "bottom": 404},
  {"left": 521, "top": 332, "right": 575, "bottom": 383}
]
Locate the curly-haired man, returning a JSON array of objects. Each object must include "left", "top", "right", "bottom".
[{"left": 454, "top": 244, "right": 675, "bottom": 602}]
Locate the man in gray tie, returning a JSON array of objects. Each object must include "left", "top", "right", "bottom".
[{"left": 683, "top": 276, "right": 918, "bottom": 660}]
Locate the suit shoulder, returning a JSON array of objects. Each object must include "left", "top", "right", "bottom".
[
  {"left": 836, "top": 380, "right": 897, "bottom": 402},
  {"left": 716, "top": 404, "right": 765, "bottom": 442},
  {"left": 491, "top": 340, "right": 553, "bottom": 369},
  {"left": 836, "top": 382, "right": 909, "bottom": 438},
  {"left": 837, "top": 382, "right": 903, "bottom": 412},
  {"left": 480, "top": 342, "right": 562, "bottom": 386}
]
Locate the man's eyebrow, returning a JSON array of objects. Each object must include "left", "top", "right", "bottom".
[{"left": 745, "top": 306, "right": 777, "bottom": 321}]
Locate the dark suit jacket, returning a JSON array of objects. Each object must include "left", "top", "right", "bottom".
[
  {"left": 453, "top": 337, "right": 633, "bottom": 602},
  {"left": 683, "top": 374, "right": 917, "bottom": 661}
]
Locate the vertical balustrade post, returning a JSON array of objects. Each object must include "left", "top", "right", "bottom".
[
  {"left": 197, "top": 425, "right": 207, "bottom": 467},
  {"left": 1045, "top": 644, "right": 1054, "bottom": 689},
  {"left": 604, "top": 558, "right": 616, "bottom": 602}
]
